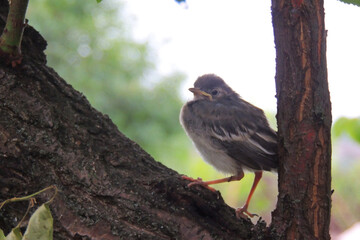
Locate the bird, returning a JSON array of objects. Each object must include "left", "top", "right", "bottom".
[{"left": 179, "top": 74, "right": 278, "bottom": 218}]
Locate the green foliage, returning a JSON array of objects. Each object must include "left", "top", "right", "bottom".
[
  {"left": 2, "top": 204, "right": 53, "bottom": 240},
  {"left": 332, "top": 117, "right": 360, "bottom": 143},
  {"left": 332, "top": 158, "right": 360, "bottom": 230},
  {"left": 23, "top": 204, "right": 53, "bottom": 240},
  {"left": 4, "top": 228, "right": 22, "bottom": 240},
  {"left": 338, "top": 0, "right": 360, "bottom": 7},
  {"left": 331, "top": 117, "right": 360, "bottom": 230},
  {"left": 27, "top": 0, "right": 189, "bottom": 168},
  {"left": 0, "top": 186, "right": 56, "bottom": 240}
]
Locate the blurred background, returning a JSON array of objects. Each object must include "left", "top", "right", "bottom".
[{"left": 27, "top": 0, "right": 360, "bottom": 239}]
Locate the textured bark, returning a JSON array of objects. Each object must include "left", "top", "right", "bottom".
[
  {"left": 0, "top": 1, "right": 267, "bottom": 239},
  {"left": 271, "top": 0, "right": 331, "bottom": 239}
]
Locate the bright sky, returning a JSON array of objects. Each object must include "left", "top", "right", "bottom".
[{"left": 124, "top": 0, "right": 360, "bottom": 121}]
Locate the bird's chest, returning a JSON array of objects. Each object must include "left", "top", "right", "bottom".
[
  {"left": 180, "top": 104, "right": 242, "bottom": 175},
  {"left": 187, "top": 130, "right": 241, "bottom": 175}
]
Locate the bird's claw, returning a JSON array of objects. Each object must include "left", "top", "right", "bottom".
[
  {"left": 235, "top": 206, "right": 258, "bottom": 219},
  {"left": 181, "top": 175, "right": 217, "bottom": 192}
]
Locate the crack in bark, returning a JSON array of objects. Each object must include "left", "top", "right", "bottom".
[{"left": 298, "top": 19, "right": 312, "bottom": 122}]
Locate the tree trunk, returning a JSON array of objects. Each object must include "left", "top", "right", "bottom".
[
  {"left": 0, "top": 1, "right": 264, "bottom": 239},
  {"left": 271, "top": 0, "right": 332, "bottom": 239}
]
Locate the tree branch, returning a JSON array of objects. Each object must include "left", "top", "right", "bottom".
[{"left": 0, "top": 0, "right": 29, "bottom": 66}]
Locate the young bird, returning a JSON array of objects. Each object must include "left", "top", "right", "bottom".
[{"left": 180, "top": 74, "right": 278, "bottom": 218}]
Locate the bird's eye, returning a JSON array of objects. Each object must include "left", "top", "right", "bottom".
[{"left": 211, "top": 90, "right": 218, "bottom": 96}]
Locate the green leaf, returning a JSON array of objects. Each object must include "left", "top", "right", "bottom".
[
  {"left": 22, "top": 204, "right": 53, "bottom": 240},
  {"left": 332, "top": 117, "right": 360, "bottom": 143},
  {"left": 96, "top": 0, "right": 102, "bottom": 3},
  {"left": 338, "top": 0, "right": 360, "bottom": 7},
  {"left": 0, "top": 229, "right": 5, "bottom": 240},
  {"left": 5, "top": 227, "right": 22, "bottom": 240}
]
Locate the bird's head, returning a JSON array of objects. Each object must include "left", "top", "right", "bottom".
[{"left": 189, "top": 74, "right": 236, "bottom": 101}]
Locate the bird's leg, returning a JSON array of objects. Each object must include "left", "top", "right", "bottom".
[
  {"left": 236, "top": 171, "right": 262, "bottom": 218},
  {"left": 182, "top": 172, "right": 244, "bottom": 192}
]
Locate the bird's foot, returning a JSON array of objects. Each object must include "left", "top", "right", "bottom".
[
  {"left": 181, "top": 175, "right": 217, "bottom": 192},
  {"left": 235, "top": 206, "right": 258, "bottom": 219}
]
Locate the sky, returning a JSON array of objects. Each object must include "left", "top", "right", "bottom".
[{"left": 124, "top": 0, "right": 360, "bottom": 121}]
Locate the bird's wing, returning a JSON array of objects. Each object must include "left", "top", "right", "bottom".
[{"left": 195, "top": 98, "right": 278, "bottom": 171}]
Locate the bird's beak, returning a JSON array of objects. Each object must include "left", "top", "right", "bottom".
[{"left": 189, "top": 88, "right": 212, "bottom": 101}]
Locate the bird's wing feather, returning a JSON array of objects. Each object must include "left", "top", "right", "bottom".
[{"left": 192, "top": 97, "right": 278, "bottom": 171}]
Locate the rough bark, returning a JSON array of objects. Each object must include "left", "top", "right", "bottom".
[
  {"left": 0, "top": 1, "right": 266, "bottom": 239},
  {"left": 271, "top": 0, "right": 332, "bottom": 239}
]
